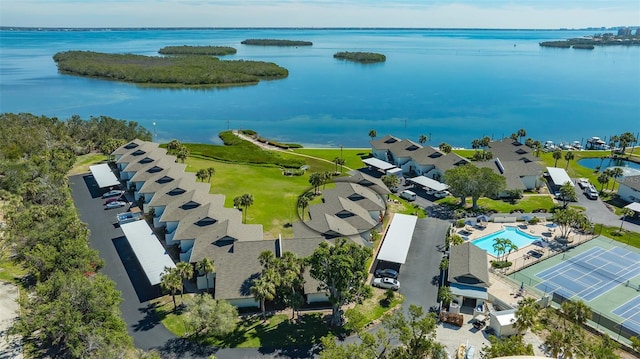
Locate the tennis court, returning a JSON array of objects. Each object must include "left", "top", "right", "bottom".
[
  {"left": 535, "top": 246, "right": 640, "bottom": 301},
  {"left": 508, "top": 236, "right": 640, "bottom": 340}
]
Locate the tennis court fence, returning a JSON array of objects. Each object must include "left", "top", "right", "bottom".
[{"left": 502, "top": 272, "right": 640, "bottom": 342}]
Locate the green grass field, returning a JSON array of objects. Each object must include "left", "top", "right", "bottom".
[
  {"left": 292, "top": 148, "right": 372, "bottom": 172},
  {"left": 436, "top": 195, "right": 556, "bottom": 213}
]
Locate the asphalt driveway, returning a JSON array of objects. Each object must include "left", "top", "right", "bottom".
[{"left": 397, "top": 217, "right": 448, "bottom": 315}]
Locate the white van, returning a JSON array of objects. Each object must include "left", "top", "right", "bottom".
[{"left": 400, "top": 190, "right": 416, "bottom": 201}]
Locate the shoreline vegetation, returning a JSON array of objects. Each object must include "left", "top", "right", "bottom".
[
  {"left": 52, "top": 50, "right": 288, "bottom": 87},
  {"left": 333, "top": 51, "right": 386, "bottom": 63},
  {"left": 158, "top": 45, "right": 237, "bottom": 56},
  {"left": 540, "top": 34, "right": 640, "bottom": 49},
  {"left": 241, "top": 39, "right": 313, "bottom": 46}
]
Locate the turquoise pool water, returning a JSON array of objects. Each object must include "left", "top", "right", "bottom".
[{"left": 472, "top": 227, "right": 539, "bottom": 256}]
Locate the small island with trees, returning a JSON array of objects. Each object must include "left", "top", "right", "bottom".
[
  {"left": 540, "top": 32, "right": 640, "bottom": 50},
  {"left": 241, "top": 39, "right": 313, "bottom": 46},
  {"left": 333, "top": 51, "right": 386, "bottom": 63},
  {"left": 52, "top": 50, "right": 288, "bottom": 87},
  {"left": 158, "top": 45, "right": 237, "bottom": 56}
]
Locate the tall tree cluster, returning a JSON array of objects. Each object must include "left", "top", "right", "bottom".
[
  {"left": 0, "top": 113, "right": 148, "bottom": 358},
  {"left": 444, "top": 164, "right": 506, "bottom": 209}
]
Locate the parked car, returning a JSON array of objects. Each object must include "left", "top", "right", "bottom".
[
  {"left": 105, "top": 201, "right": 127, "bottom": 210},
  {"left": 104, "top": 196, "right": 123, "bottom": 205},
  {"left": 577, "top": 178, "right": 590, "bottom": 189},
  {"left": 584, "top": 186, "right": 599, "bottom": 200},
  {"left": 400, "top": 190, "right": 416, "bottom": 201},
  {"left": 102, "top": 190, "right": 123, "bottom": 198},
  {"left": 434, "top": 190, "right": 450, "bottom": 198},
  {"left": 426, "top": 188, "right": 437, "bottom": 195},
  {"left": 372, "top": 277, "right": 400, "bottom": 290},
  {"left": 374, "top": 268, "right": 399, "bottom": 279}
]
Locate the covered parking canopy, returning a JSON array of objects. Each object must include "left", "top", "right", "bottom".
[
  {"left": 625, "top": 202, "right": 640, "bottom": 214},
  {"left": 120, "top": 220, "right": 176, "bottom": 286},
  {"left": 547, "top": 167, "right": 574, "bottom": 187},
  {"left": 377, "top": 213, "right": 418, "bottom": 264},
  {"left": 362, "top": 157, "right": 396, "bottom": 172},
  {"left": 89, "top": 163, "right": 120, "bottom": 188},
  {"left": 408, "top": 176, "right": 449, "bottom": 191}
]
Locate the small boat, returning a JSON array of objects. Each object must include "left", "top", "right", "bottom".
[
  {"left": 465, "top": 345, "right": 476, "bottom": 359},
  {"left": 456, "top": 344, "right": 467, "bottom": 359}
]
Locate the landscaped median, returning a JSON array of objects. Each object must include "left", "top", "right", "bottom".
[{"left": 152, "top": 289, "right": 404, "bottom": 348}]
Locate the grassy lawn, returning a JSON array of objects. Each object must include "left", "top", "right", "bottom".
[
  {"left": 594, "top": 224, "right": 640, "bottom": 249},
  {"left": 153, "top": 295, "right": 346, "bottom": 348},
  {"left": 345, "top": 289, "right": 404, "bottom": 331},
  {"left": 386, "top": 195, "right": 426, "bottom": 218},
  {"left": 436, "top": 195, "right": 556, "bottom": 213},
  {"left": 0, "top": 257, "right": 27, "bottom": 283},
  {"left": 68, "top": 152, "right": 107, "bottom": 175},
  {"left": 292, "top": 148, "right": 371, "bottom": 172}
]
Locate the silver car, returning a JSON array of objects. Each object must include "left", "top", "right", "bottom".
[{"left": 372, "top": 277, "right": 400, "bottom": 290}]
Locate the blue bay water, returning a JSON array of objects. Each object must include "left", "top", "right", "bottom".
[{"left": 0, "top": 29, "right": 639, "bottom": 147}]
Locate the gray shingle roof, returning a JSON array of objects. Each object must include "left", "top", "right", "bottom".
[
  {"left": 121, "top": 149, "right": 172, "bottom": 174},
  {"left": 198, "top": 240, "right": 277, "bottom": 301},
  {"left": 147, "top": 179, "right": 212, "bottom": 208},
  {"left": 115, "top": 142, "right": 162, "bottom": 165},
  {"left": 129, "top": 160, "right": 187, "bottom": 183},
  {"left": 370, "top": 135, "right": 402, "bottom": 150},
  {"left": 112, "top": 139, "right": 146, "bottom": 156},
  {"left": 618, "top": 175, "right": 640, "bottom": 191},
  {"left": 448, "top": 242, "right": 489, "bottom": 287},
  {"left": 322, "top": 182, "right": 386, "bottom": 211},
  {"left": 337, "top": 171, "right": 391, "bottom": 196}
]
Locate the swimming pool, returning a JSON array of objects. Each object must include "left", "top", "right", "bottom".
[{"left": 472, "top": 226, "right": 539, "bottom": 256}]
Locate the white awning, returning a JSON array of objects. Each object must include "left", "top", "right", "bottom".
[
  {"left": 89, "top": 163, "right": 120, "bottom": 188},
  {"left": 377, "top": 214, "right": 418, "bottom": 264},
  {"left": 625, "top": 202, "right": 640, "bottom": 213},
  {"left": 408, "top": 176, "right": 449, "bottom": 191},
  {"left": 450, "top": 283, "right": 488, "bottom": 300},
  {"left": 547, "top": 167, "right": 574, "bottom": 187},
  {"left": 362, "top": 157, "right": 396, "bottom": 171},
  {"left": 120, "top": 220, "right": 176, "bottom": 286}
]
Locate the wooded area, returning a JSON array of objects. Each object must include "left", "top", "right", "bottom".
[
  {"left": 0, "top": 113, "right": 150, "bottom": 358},
  {"left": 158, "top": 45, "right": 237, "bottom": 56},
  {"left": 333, "top": 51, "right": 386, "bottom": 63},
  {"left": 241, "top": 39, "right": 313, "bottom": 46},
  {"left": 53, "top": 51, "right": 288, "bottom": 86}
]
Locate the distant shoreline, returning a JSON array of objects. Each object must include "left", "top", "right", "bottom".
[{"left": 2, "top": 26, "right": 635, "bottom": 32}]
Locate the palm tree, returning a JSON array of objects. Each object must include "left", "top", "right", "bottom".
[
  {"left": 177, "top": 146, "right": 189, "bottom": 163},
  {"left": 544, "top": 329, "right": 564, "bottom": 358},
  {"left": 195, "top": 257, "right": 215, "bottom": 294},
  {"left": 196, "top": 169, "right": 208, "bottom": 182},
  {"left": 160, "top": 266, "right": 182, "bottom": 309},
  {"left": 561, "top": 300, "right": 592, "bottom": 326},
  {"left": 492, "top": 237, "right": 508, "bottom": 262},
  {"left": 597, "top": 172, "right": 610, "bottom": 192},
  {"left": 237, "top": 193, "right": 254, "bottom": 223},
  {"left": 297, "top": 193, "right": 311, "bottom": 221},
  {"left": 321, "top": 171, "right": 332, "bottom": 190},
  {"left": 438, "top": 142, "right": 452, "bottom": 154},
  {"left": 368, "top": 129, "right": 377, "bottom": 142},
  {"left": 510, "top": 133, "right": 519, "bottom": 141},
  {"left": 309, "top": 172, "right": 323, "bottom": 194},
  {"left": 279, "top": 251, "right": 305, "bottom": 319},
  {"left": 418, "top": 134, "right": 428, "bottom": 145},
  {"left": 332, "top": 157, "right": 341, "bottom": 173},
  {"left": 438, "top": 286, "right": 454, "bottom": 307},
  {"left": 258, "top": 250, "right": 276, "bottom": 270},
  {"left": 552, "top": 148, "right": 562, "bottom": 167},
  {"left": 166, "top": 139, "right": 182, "bottom": 154},
  {"left": 250, "top": 276, "right": 276, "bottom": 320},
  {"left": 620, "top": 207, "right": 634, "bottom": 232},
  {"left": 206, "top": 167, "right": 216, "bottom": 182},
  {"left": 610, "top": 167, "right": 623, "bottom": 190},
  {"left": 176, "top": 262, "right": 193, "bottom": 302},
  {"left": 517, "top": 128, "right": 527, "bottom": 143},
  {"left": 603, "top": 168, "right": 615, "bottom": 190},
  {"left": 564, "top": 151, "right": 575, "bottom": 169},
  {"left": 380, "top": 174, "right": 399, "bottom": 193},
  {"left": 504, "top": 241, "right": 518, "bottom": 263},
  {"left": 514, "top": 297, "right": 540, "bottom": 334}
]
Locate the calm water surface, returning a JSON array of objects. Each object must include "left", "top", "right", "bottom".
[{"left": 1, "top": 29, "right": 639, "bottom": 147}]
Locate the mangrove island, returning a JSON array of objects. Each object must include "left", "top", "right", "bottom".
[
  {"left": 540, "top": 33, "right": 640, "bottom": 49},
  {"left": 52, "top": 50, "right": 288, "bottom": 87},
  {"left": 241, "top": 39, "right": 313, "bottom": 46},
  {"left": 333, "top": 51, "right": 386, "bottom": 63},
  {"left": 158, "top": 45, "right": 237, "bottom": 56}
]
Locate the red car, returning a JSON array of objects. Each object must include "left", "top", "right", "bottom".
[{"left": 104, "top": 197, "right": 122, "bottom": 205}]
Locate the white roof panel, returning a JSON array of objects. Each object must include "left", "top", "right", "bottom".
[
  {"left": 377, "top": 213, "right": 418, "bottom": 264},
  {"left": 450, "top": 282, "right": 488, "bottom": 300},
  {"left": 120, "top": 220, "right": 176, "bottom": 286},
  {"left": 89, "top": 163, "right": 120, "bottom": 188},
  {"left": 547, "top": 167, "right": 574, "bottom": 187},
  {"left": 408, "top": 176, "right": 449, "bottom": 191},
  {"left": 625, "top": 202, "right": 640, "bottom": 213},
  {"left": 362, "top": 157, "right": 396, "bottom": 171}
]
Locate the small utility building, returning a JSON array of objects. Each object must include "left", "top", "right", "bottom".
[
  {"left": 376, "top": 214, "right": 418, "bottom": 269},
  {"left": 89, "top": 163, "right": 120, "bottom": 189},
  {"left": 120, "top": 220, "right": 176, "bottom": 286},
  {"left": 362, "top": 157, "right": 397, "bottom": 173}
]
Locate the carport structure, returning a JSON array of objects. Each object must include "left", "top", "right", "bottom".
[
  {"left": 362, "top": 157, "right": 396, "bottom": 173},
  {"left": 89, "top": 163, "right": 120, "bottom": 189},
  {"left": 408, "top": 176, "right": 449, "bottom": 191},
  {"left": 120, "top": 220, "right": 176, "bottom": 286},
  {"left": 376, "top": 214, "right": 418, "bottom": 269},
  {"left": 546, "top": 167, "right": 574, "bottom": 189}
]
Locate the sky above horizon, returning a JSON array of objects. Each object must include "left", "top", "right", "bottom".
[{"left": 1, "top": 1, "right": 639, "bottom": 29}]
